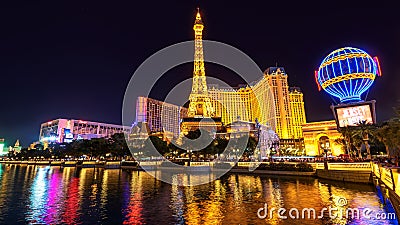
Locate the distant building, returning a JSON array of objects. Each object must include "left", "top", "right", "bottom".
[
  {"left": 302, "top": 120, "right": 344, "bottom": 156},
  {"left": 39, "top": 119, "right": 130, "bottom": 143},
  {"left": 8, "top": 140, "right": 22, "bottom": 154},
  {"left": 289, "top": 87, "right": 306, "bottom": 139},
  {"left": 0, "top": 138, "right": 6, "bottom": 156},
  {"left": 128, "top": 122, "right": 151, "bottom": 149},
  {"left": 136, "top": 96, "right": 188, "bottom": 139}
]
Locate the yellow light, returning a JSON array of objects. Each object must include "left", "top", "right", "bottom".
[{"left": 321, "top": 73, "right": 376, "bottom": 89}]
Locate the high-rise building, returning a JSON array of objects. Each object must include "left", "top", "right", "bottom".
[
  {"left": 0, "top": 138, "right": 5, "bottom": 156},
  {"left": 208, "top": 76, "right": 276, "bottom": 131},
  {"left": 263, "top": 67, "right": 307, "bottom": 151},
  {"left": 135, "top": 96, "right": 187, "bottom": 138},
  {"left": 264, "top": 67, "right": 292, "bottom": 139},
  {"left": 39, "top": 119, "right": 130, "bottom": 143},
  {"left": 289, "top": 87, "right": 306, "bottom": 139}
]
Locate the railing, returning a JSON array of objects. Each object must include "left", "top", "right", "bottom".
[
  {"left": 314, "top": 162, "right": 372, "bottom": 171},
  {"left": 371, "top": 162, "right": 400, "bottom": 197},
  {"left": 138, "top": 161, "right": 162, "bottom": 166},
  {"left": 189, "top": 162, "right": 213, "bottom": 166}
]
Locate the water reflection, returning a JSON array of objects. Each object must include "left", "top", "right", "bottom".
[
  {"left": 0, "top": 164, "right": 397, "bottom": 225},
  {"left": 26, "top": 166, "right": 49, "bottom": 223}
]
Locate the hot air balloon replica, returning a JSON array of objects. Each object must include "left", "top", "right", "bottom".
[{"left": 315, "top": 47, "right": 382, "bottom": 128}]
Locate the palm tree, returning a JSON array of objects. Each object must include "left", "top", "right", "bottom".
[
  {"left": 339, "top": 126, "right": 353, "bottom": 156},
  {"left": 375, "top": 103, "right": 400, "bottom": 159},
  {"left": 354, "top": 120, "right": 376, "bottom": 159},
  {"left": 351, "top": 133, "right": 364, "bottom": 158},
  {"left": 375, "top": 122, "right": 395, "bottom": 157}
]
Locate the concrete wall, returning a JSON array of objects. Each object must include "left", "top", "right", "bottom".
[{"left": 316, "top": 169, "right": 372, "bottom": 183}]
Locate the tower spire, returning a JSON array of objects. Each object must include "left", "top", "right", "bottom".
[
  {"left": 187, "top": 8, "right": 214, "bottom": 117},
  {"left": 195, "top": 8, "right": 202, "bottom": 24}
]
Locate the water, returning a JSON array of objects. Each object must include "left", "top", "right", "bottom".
[{"left": 0, "top": 164, "right": 397, "bottom": 225}]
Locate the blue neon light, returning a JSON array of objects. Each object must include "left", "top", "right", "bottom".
[{"left": 317, "top": 47, "right": 380, "bottom": 103}]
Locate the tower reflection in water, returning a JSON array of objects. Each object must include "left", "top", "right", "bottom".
[{"left": 0, "top": 164, "right": 396, "bottom": 225}]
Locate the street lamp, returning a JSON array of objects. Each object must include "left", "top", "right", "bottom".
[
  {"left": 188, "top": 149, "right": 192, "bottom": 166},
  {"left": 321, "top": 143, "right": 328, "bottom": 170}
]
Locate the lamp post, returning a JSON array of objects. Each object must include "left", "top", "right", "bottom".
[
  {"left": 322, "top": 143, "right": 328, "bottom": 170},
  {"left": 188, "top": 149, "right": 192, "bottom": 166},
  {"left": 233, "top": 148, "right": 239, "bottom": 161}
]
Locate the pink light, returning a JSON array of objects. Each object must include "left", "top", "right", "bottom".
[
  {"left": 78, "top": 120, "right": 87, "bottom": 124},
  {"left": 373, "top": 56, "right": 382, "bottom": 76},
  {"left": 315, "top": 70, "right": 321, "bottom": 91}
]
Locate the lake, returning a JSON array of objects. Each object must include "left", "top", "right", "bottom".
[{"left": 0, "top": 164, "right": 397, "bottom": 224}]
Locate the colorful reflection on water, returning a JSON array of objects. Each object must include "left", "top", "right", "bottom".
[{"left": 0, "top": 164, "right": 397, "bottom": 224}]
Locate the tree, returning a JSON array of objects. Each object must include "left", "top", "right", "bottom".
[
  {"left": 376, "top": 117, "right": 400, "bottom": 159},
  {"left": 109, "top": 133, "right": 130, "bottom": 158},
  {"left": 182, "top": 129, "right": 213, "bottom": 161},
  {"left": 338, "top": 126, "right": 354, "bottom": 156},
  {"left": 233, "top": 136, "right": 258, "bottom": 159},
  {"left": 140, "top": 136, "right": 169, "bottom": 158},
  {"left": 355, "top": 120, "right": 376, "bottom": 159}
]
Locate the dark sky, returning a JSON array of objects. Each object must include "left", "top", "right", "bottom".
[{"left": 1, "top": 0, "right": 399, "bottom": 146}]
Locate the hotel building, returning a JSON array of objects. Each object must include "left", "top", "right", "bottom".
[
  {"left": 135, "top": 96, "right": 188, "bottom": 138},
  {"left": 209, "top": 67, "right": 306, "bottom": 144},
  {"left": 289, "top": 87, "right": 306, "bottom": 139},
  {"left": 208, "top": 79, "right": 276, "bottom": 131},
  {"left": 39, "top": 119, "right": 130, "bottom": 143},
  {"left": 0, "top": 138, "right": 5, "bottom": 156},
  {"left": 264, "top": 67, "right": 307, "bottom": 140}
]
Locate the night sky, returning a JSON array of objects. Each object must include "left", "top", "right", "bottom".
[{"left": 1, "top": 1, "right": 399, "bottom": 146}]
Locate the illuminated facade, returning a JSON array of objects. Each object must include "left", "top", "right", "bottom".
[
  {"left": 128, "top": 122, "right": 151, "bottom": 149},
  {"left": 265, "top": 67, "right": 292, "bottom": 139},
  {"left": 208, "top": 76, "right": 276, "bottom": 131},
  {"left": 264, "top": 67, "right": 307, "bottom": 140},
  {"left": 7, "top": 140, "right": 21, "bottom": 154},
  {"left": 0, "top": 138, "right": 5, "bottom": 156},
  {"left": 289, "top": 87, "right": 306, "bottom": 139},
  {"left": 39, "top": 119, "right": 130, "bottom": 143},
  {"left": 302, "top": 120, "right": 344, "bottom": 156},
  {"left": 135, "top": 96, "right": 187, "bottom": 138}
]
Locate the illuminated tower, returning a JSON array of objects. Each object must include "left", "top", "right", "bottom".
[
  {"left": 187, "top": 9, "right": 214, "bottom": 117},
  {"left": 265, "top": 67, "right": 292, "bottom": 139},
  {"left": 181, "top": 9, "right": 222, "bottom": 134},
  {"left": 289, "top": 87, "right": 306, "bottom": 139}
]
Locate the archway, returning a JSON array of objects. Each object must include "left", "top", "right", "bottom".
[{"left": 318, "top": 136, "right": 330, "bottom": 156}]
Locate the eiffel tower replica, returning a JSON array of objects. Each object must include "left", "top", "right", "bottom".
[{"left": 180, "top": 9, "right": 223, "bottom": 135}]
